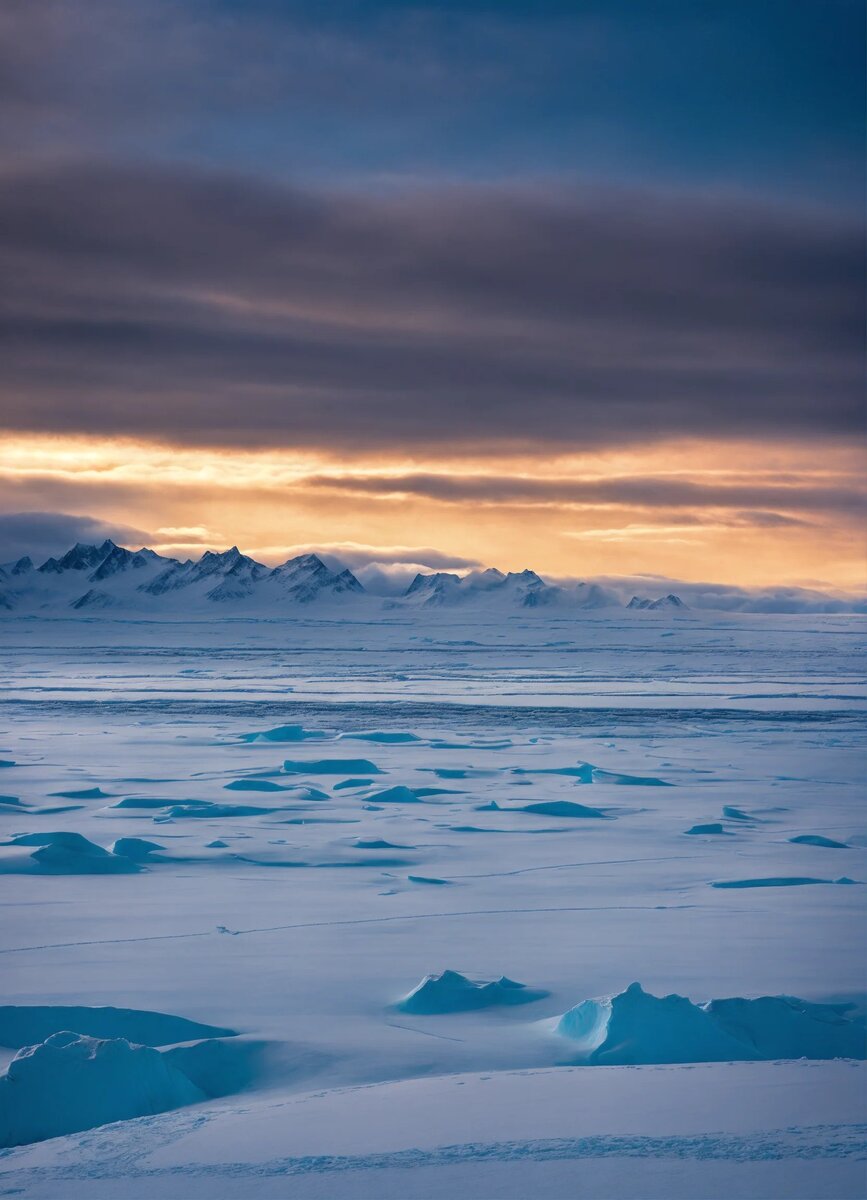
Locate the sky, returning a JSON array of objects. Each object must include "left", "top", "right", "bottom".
[{"left": 1, "top": 0, "right": 864, "bottom": 591}]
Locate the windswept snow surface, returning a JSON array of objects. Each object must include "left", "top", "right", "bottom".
[{"left": 0, "top": 609, "right": 865, "bottom": 1198}]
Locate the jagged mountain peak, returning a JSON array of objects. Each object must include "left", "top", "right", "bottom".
[
  {"left": 0, "top": 538, "right": 635, "bottom": 613},
  {"left": 199, "top": 546, "right": 250, "bottom": 567},
  {"left": 628, "top": 593, "right": 687, "bottom": 610},
  {"left": 39, "top": 540, "right": 117, "bottom": 574},
  {"left": 89, "top": 545, "right": 166, "bottom": 582},
  {"left": 269, "top": 553, "right": 364, "bottom": 600},
  {"left": 402, "top": 565, "right": 559, "bottom": 608},
  {"left": 280, "top": 552, "right": 327, "bottom": 570}
]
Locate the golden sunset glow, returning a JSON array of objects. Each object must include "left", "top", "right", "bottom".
[{"left": 3, "top": 433, "right": 862, "bottom": 590}]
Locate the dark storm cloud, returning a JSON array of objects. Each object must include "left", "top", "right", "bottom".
[
  {"left": 0, "top": 161, "right": 862, "bottom": 452},
  {"left": 300, "top": 472, "right": 866, "bottom": 517},
  {"left": 0, "top": 511, "right": 151, "bottom": 565}
]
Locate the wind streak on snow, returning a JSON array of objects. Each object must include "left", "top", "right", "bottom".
[
  {"left": 0, "top": 904, "right": 701, "bottom": 956},
  {"left": 3, "top": 1125, "right": 865, "bottom": 1192}
]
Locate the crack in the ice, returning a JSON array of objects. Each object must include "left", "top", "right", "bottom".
[{"left": 0, "top": 903, "right": 700, "bottom": 956}]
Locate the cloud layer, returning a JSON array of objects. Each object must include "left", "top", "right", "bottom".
[
  {"left": 1, "top": 162, "right": 862, "bottom": 453},
  {"left": 1, "top": 513, "right": 862, "bottom": 611},
  {"left": 0, "top": 511, "right": 151, "bottom": 565}
]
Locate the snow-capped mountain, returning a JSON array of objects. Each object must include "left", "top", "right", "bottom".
[
  {"left": 0, "top": 542, "right": 367, "bottom": 615},
  {"left": 627, "top": 593, "right": 688, "bottom": 610},
  {"left": 401, "top": 567, "right": 618, "bottom": 610},
  {"left": 38, "top": 540, "right": 120, "bottom": 575},
  {"left": 268, "top": 554, "right": 364, "bottom": 603},
  {"left": 141, "top": 547, "right": 269, "bottom": 602},
  {"left": 0, "top": 539, "right": 671, "bottom": 616},
  {"left": 403, "top": 567, "right": 559, "bottom": 608}
]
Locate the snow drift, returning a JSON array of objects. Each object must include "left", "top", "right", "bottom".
[
  {"left": 0, "top": 1032, "right": 205, "bottom": 1147},
  {"left": 0, "top": 1005, "right": 236, "bottom": 1049},
  {"left": 556, "top": 983, "right": 866, "bottom": 1064},
  {"left": 0, "top": 831, "right": 142, "bottom": 874},
  {"left": 397, "top": 970, "right": 549, "bottom": 1014}
]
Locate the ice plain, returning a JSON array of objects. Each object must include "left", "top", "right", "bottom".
[{"left": 0, "top": 607, "right": 865, "bottom": 1198}]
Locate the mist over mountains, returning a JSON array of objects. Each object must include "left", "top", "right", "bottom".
[
  {"left": 0, "top": 540, "right": 629, "bottom": 614},
  {"left": 0, "top": 539, "right": 862, "bottom": 615}
]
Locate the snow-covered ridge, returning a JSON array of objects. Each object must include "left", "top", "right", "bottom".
[
  {"left": 0, "top": 542, "right": 371, "bottom": 615},
  {"left": 0, "top": 540, "right": 685, "bottom": 614}
]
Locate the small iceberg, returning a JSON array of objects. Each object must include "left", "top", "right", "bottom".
[
  {"left": 555, "top": 982, "right": 866, "bottom": 1064},
  {"left": 789, "top": 834, "right": 849, "bottom": 849},
  {"left": 283, "top": 759, "right": 381, "bottom": 775},
  {"left": 397, "top": 970, "right": 549, "bottom": 1014},
  {"left": 238, "top": 725, "right": 330, "bottom": 743},
  {"left": 0, "top": 832, "right": 142, "bottom": 875},
  {"left": 0, "top": 1033, "right": 205, "bottom": 1147},
  {"left": 519, "top": 800, "right": 608, "bottom": 819}
]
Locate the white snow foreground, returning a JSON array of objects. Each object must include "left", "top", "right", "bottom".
[
  {"left": 0, "top": 612, "right": 864, "bottom": 1197},
  {"left": 1, "top": 1061, "right": 864, "bottom": 1199},
  {"left": 0, "top": 981, "right": 862, "bottom": 1151}
]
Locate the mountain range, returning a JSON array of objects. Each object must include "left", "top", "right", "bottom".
[{"left": 0, "top": 540, "right": 685, "bottom": 615}]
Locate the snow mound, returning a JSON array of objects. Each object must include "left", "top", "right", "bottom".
[
  {"left": 0, "top": 1032, "right": 205, "bottom": 1147},
  {"left": 685, "top": 823, "right": 728, "bottom": 835},
  {"left": 50, "top": 787, "right": 111, "bottom": 799},
  {"left": 345, "top": 731, "right": 421, "bottom": 744},
  {"left": 397, "top": 970, "right": 549, "bottom": 1014},
  {"left": 224, "top": 779, "right": 289, "bottom": 792},
  {"left": 354, "top": 838, "right": 411, "bottom": 849},
  {"left": 519, "top": 800, "right": 608, "bottom": 819},
  {"left": 706, "top": 996, "right": 866, "bottom": 1060},
  {"left": 163, "top": 1038, "right": 265, "bottom": 1098},
  {"left": 282, "top": 758, "right": 381, "bottom": 775},
  {"left": 790, "top": 834, "right": 849, "bottom": 848},
  {"left": 711, "top": 876, "right": 851, "bottom": 889},
  {"left": 365, "top": 786, "right": 424, "bottom": 804},
  {"left": 556, "top": 983, "right": 867, "bottom": 1064},
  {"left": 238, "top": 725, "right": 330, "bottom": 743},
  {"left": 556, "top": 983, "right": 750, "bottom": 1065},
  {"left": 0, "top": 831, "right": 142, "bottom": 874},
  {"left": 160, "top": 801, "right": 276, "bottom": 820},
  {"left": 511, "top": 763, "right": 668, "bottom": 786},
  {"left": 591, "top": 769, "right": 671, "bottom": 786},
  {"left": 0, "top": 1005, "right": 236, "bottom": 1049},
  {"left": 110, "top": 837, "right": 166, "bottom": 862}
]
